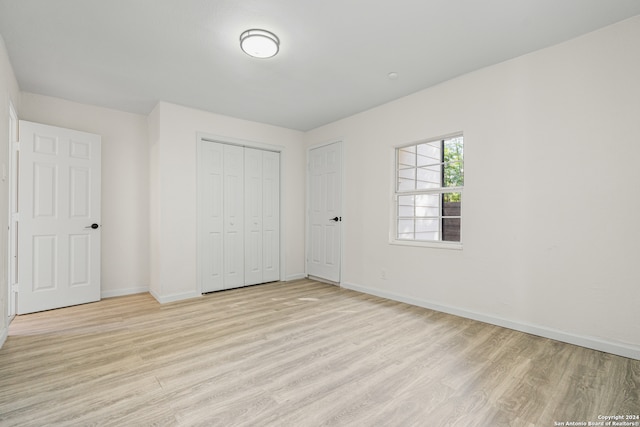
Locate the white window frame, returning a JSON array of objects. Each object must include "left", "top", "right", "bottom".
[{"left": 390, "top": 133, "right": 463, "bottom": 250}]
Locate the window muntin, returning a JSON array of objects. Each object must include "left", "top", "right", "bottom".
[{"left": 395, "top": 135, "right": 463, "bottom": 244}]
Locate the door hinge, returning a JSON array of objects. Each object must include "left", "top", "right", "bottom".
[
  {"left": 11, "top": 284, "right": 19, "bottom": 293},
  {"left": 11, "top": 212, "right": 19, "bottom": 222},
  {"left": 13, "top": 141, "right": 20, "bottom": 152}
]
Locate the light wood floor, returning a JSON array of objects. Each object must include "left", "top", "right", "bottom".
[{"left": 0, "top": 279, "right": 638, "bottom": 426}]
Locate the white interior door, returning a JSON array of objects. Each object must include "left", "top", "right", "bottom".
[
  {"left": 17, "top": 121, "right": 101, "bottom": 314},
  {"left": 307, "top": 142, "right": 342, "bottom": 283}
]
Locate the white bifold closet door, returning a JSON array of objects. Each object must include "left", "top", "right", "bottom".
[
  {"left": 199, "top": 141, "right": 280, "bottom": 293},
  {"left": 244, "top": 147, "right": 280, "bottom": 286}
]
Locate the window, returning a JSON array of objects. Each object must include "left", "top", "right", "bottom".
[{"left": 394, "top": 134, "right": 463, "bottom": 246}]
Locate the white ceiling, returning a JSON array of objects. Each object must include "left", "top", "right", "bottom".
[{"left": 1, "top": 1, "right": 639, "bottom": 131}]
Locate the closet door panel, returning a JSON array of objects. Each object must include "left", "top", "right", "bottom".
[
  {"left": 223, "top": 144, "right": 244, "bottom": 289},
  {"left": 244, "top": 148, "right": 263, "bottom": 286},
  {"left": 199, "top": 142, "right": 224, "bottom": 292},
  {"left": 262, "top": 151, "right": 280, "bottom": 282}
]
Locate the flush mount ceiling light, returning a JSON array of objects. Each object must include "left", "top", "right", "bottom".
[{"left": 240, "top": 29, "right": 280, "bottom": 59}]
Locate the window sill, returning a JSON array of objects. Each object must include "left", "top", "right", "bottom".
[{"left": 389, "top": 239, "right": 463, "bottom": 250}]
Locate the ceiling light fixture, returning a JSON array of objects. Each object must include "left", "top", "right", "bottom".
[{"left": 240, "top": 29, "right": 280, "bottom": 59}]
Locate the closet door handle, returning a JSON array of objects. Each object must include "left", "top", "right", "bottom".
[{"left": 329, "top": 217, "right": 342, "bottom": 222}]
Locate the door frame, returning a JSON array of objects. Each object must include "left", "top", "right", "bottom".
[
  {"left": 7, "top": 101, "right": 18, "bottom": 320},
  {"left": 196, "top": 132, "right": 286, "bottom": 295},
  {"left": 305, "top": 140, "right": 344, "bottom": 284}
]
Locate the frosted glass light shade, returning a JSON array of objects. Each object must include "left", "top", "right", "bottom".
[{"left": 240, "top": 29, "right": 280, "bottom": 59}]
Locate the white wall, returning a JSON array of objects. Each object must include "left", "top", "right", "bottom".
[
  {"left": 149, "top": 101, "right": 306, "bottom": 302},
  {"left": 305, "top": 16, "right": 640, "bottom": 359},
  {"left": 19, "top": 93, "right": 150, "bottom": 298},
  {"left": 0, "top": 35, "right": 20, "bottom": 347}
]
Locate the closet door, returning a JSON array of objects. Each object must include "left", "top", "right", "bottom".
[
  {"left": 245, "top": 149, "right": 280, "bottom": 285},
  {"left": 199, "top": 142, "right": 224, "bottom": 292},
  {"left": 244, "top": 148, "right": 263, "bottom": 286},
  {"left": 198, "top": 141, "right": 280, "bottom": 293},
  {"left": 262, "top": 151, "right": 280, "bottom": 283},
  {"left": 223, "top": 144, "right": 244, "bottom": 289}
]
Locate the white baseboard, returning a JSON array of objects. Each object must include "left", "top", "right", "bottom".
[
  {"left": 285, "top": 273, "right": 307, "bottom": 281},
  {"left": 342, "top": 281, "right": 640, "bottom": 361},
  {"left": 308, "top": 275, "right": 339, "bottom": 286},
  {"left": 101, "top": 286, "right": 149, "bottom": 299},
  {"left": 149, "top": 289, "right": 201, "bottom": 304},
  {"left": 0, "top": 326, "right": 7, "bottom": 350}
]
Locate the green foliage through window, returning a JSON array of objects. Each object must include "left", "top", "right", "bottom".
[{"left": 443, "top": 137, "right": 463, "bottom": 202}]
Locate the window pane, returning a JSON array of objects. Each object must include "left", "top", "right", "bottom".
[
  {"left": 397, "top": 167, "right": 416, "bottom": 191},
  {"left": 443, "top": 136, "right": 463, "bottom": 187},
  {"left": 398, "top": 195, "right": 414, "bottom": 206},
  {"left": 398, "top": 177, "right": 415, "bottom": 191},
  {"left": 442, "top": 193, "right": 461, "bottom": 242},
  {"left": 396, "top": 192, "right": 461, "bottom": 242},
  {"left": 415, "top": 219, "right": 440, "bottom": 241},
  {"left": 444, "top": 161, "right": 463, "bottom": 187},
  {"left": 415, "top": 232, "right": 439, "bottom": 240},
  {"left": 398, "top": 205, "right": 414, "bottom": 217},
  {"left": 398, "top": 219, "right": 415, "bottom": 235},
  {"left": 416, "top": 141, "right": 440, "bottom": 166},
  {"left": 398, "top": 167, "right": 415, "bottom": 180},
  {"left": 415, "top": 218, "right": 439, "bottom": 233},
  {"left": 415, "top": 194, "right": 440, "bottom": 208},
  {"left": 444, "top": 136, "right": 463, "bottom": 154},
  {"left": 416, "top": 165, "right": 441, "bottom": 189},
  {"left": 398, "top": 148, "right": 416, "bottom": 167},
  {"left": 415, "top": 205, "right": 440, "bottom": 217},
  {"left": 442, "top": 192, "right": 461, "bottom": 203},
  {"left": 442, "top": 218, "right": 461, "bottom": 242}
]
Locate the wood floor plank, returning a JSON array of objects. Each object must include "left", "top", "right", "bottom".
[{"left": 0, "top": 279, "right": 638, "bottom": 426}]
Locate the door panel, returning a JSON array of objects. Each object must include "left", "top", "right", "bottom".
[
  {"left": 244, "top": 148, "right": 263, "bottom": 286},
  {"left": 33, "top": 163, "right": 57, "bottom": 217},
  {"left": 69, "top": 167, "right": 91, "bottom": 217},
  {"left": 199, "top": 142, "right": 224, "bottom": 292},
  {"left": 69, "top": 234, "right": 90, "bottom": 286},
  {"left": 307, "top": 142, "right": 342, "bottom": 282},
  {"left": 261, "top": 150, "right": 280, "bottom": 283},
  {"left": 32, "top": 235, "right": 57, "bottom": 291},
  {"left": 18, "top": 121, "right": 101, "bottom": 314},
  {"left": 223, "top": 144, "right": 244, "bottom": 289}
]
